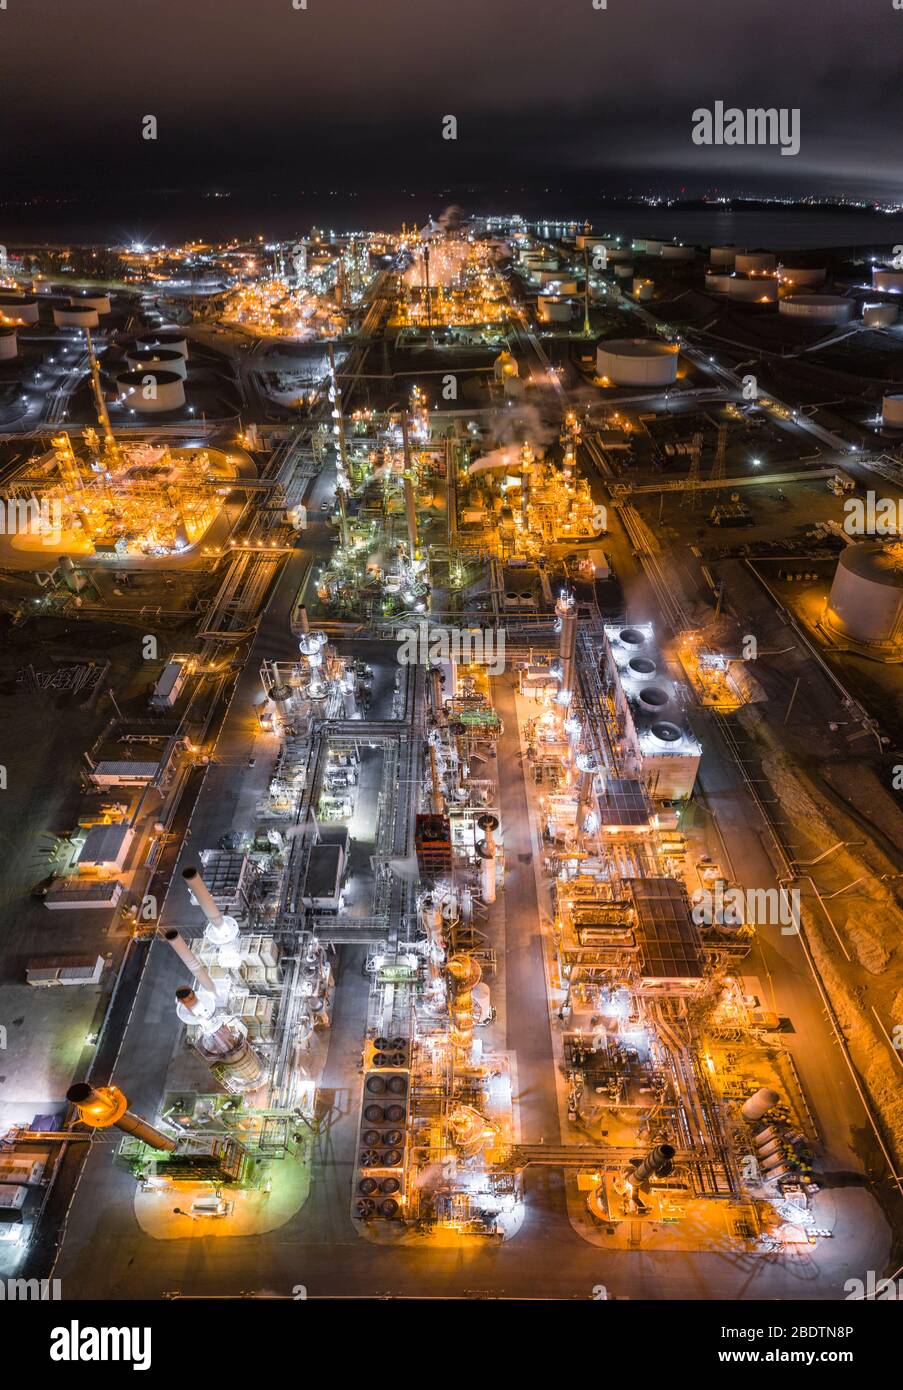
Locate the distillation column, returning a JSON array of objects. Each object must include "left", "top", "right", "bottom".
[
  {"left": 555, "top": 590, "right": 578, "bottom": 714},
  {"left": 476, "top": 812, "right": 499, "bottom": 905}
]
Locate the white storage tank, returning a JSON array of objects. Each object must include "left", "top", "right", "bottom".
[
  {"left": 728, "top": 275, "right": 778, "bottom": 303},
  {"left": 827, "top": 542, "right": 903, "bottom": 647},
  {"left": 710, "top": 245, "right": 743, "bottom": 267},
  {"left": 596, "top": 337, "right": 679, "bottom": 387},
  {"left": 537, "top": 295, "right": 573, "bottom": 323},
  {"left": 778, "top": 265, "right": 826, "bottom": 287},
  {"left": 0, "top": 327, "right": 17, "bottom": 360},
  {"left": 735, "top": 251, "right": 776, "bottom": 274},
  {"left": 661, "top": 243, "right": 695, "bottom": 260},
  {"left": 632, "top": 239, "right": 663, "bottom": 256},
  {"left": 0, "top": 294, "right": 39, "bottom": 325},
  {"left": 779, "top": 294, "right": 853, "bottom": 325},
  {"left": 632, "top": 278, "right": 654, "bottom": 301},
  {"left": 54, "top": 303, "right": 99, "bottom": 329},
  {"left": 863, "top": 302, "right": 899, "bottom": 327},
  {"left": 873, "top": 268, "right": 903, "bottom": 294},
  {"left": 126, "top": 346, "right": 188, "bottom": 379},
  {"left": 70, "top": 291, "right": 111, "bottom": 314},
  {"left": 614, "top": 264, "right": 634, "bottom": 280},
  {"left": 881, "top": 393, "right": 903, "bottom": 427},
  {"left": 116, "top": 368, "right": 186, "bottom": 412}
]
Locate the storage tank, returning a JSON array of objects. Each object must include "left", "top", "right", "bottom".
[
  {"left": 0, "top": 294, "right": 39, "bottom": 325},
  {"left": 741, "top": 1087, "right": 780, "bottom": 1122},
  {"left": 135, "top": 332, "right": 189, "bottom": 358},
  {"left": 735, "top": 251, "right": 776, "bottom": 274},
  {"left": 873, "top": 269, "right": 903, "bottom": 294},
  {"left": 537, "top": 295, "right": 573, "bottom": 323},
  {"left": 614, "top": 264, "right": 634, "bottom": 280},
  {"left": 0, "top": 327, "right": 17, "bottom": 360},
  {"left": 661, "top": 243, "right": 695, "bottom": 261},
  {"left": 882, "top": 393, "right": 903, "bottom": 427},
  {"left": 826, "top": 542, "right": 903, "bottom": 647},
  {"left": 709, "top": 245, "right": 744, "bottom": 267},
  {"left": 116, "top": 368, "right": 186, "bottom": 412},
  {"left": 596, "top": 337, "right": 679, "bottom": 386},
  {"left": 126, "top": 346, "right": 188, "bottom": 379},
  {"left": 779, "top": 294, "right": 853, "bottom": 325},
  {"left": 727, "top": 275, "right": 777, "bottom": 303},
  {"left": 70, "top": 292, "right": 111, "bottom": 314},
  {"left": 863, "top": 302, "right": 899, "bottom": 327},
  {"left": 632, "top": 278, "right": 654, "bottom": 301},
  {"left": 54, "top": 303, "right": 99, "bottom": 329},
  {"left": 705, "top": 272, "right": 733, "bottom": 295},
  {"left": 778, "top": 265, "right": 826, "bottom": 287},
  {"left": 633, "top": 239, "right": 662, "bottom": 255}
]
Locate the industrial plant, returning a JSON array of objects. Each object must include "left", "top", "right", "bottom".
[{"left": 0, "top": 207, "right": 901, "bottom": 1328}]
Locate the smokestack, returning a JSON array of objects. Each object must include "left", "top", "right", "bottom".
[
  {"left": 296, "top": 603, "right": 310, "bottom": 634},
  {"left": 182, "top": 866, "right": 239, "bottom": 950},
  {"left": 163, "top": 929, "right": 217, "bottom": 997},
  {"left": 175, "top": 987, "right": 264, "bottom": 1090},
  {"left": 67, "top": 1082, "right": 176, "bottom": 1152},
  {"left": 630, "top": 1143, "right": 676, "bottom": 1185}
]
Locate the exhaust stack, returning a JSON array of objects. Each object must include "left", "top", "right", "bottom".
[{"left": 67, "top": 1082, "right": 176, "bottom": 1152}]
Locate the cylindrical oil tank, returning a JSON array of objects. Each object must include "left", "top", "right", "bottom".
[
  {"left": 0, "top": 327, "right": 17, "bottom": 360},
  {"left": 705, "top": 272, "right": 733, "bottom": 294},
  {"left": 596, "top": 337, "right": 679, "bottom": 386},
  {"left": 779, "top": 294, "right": 852, "bottom": 325},
  {"left": 710, "top": 245, "right": 743, "bottom": 267},
  {"left": 872, "top": 269, "right": 903, "bottom": 294},
  {"left": 126, "top": 346, "right": 188, "bottom": 379},
  {"left": 70, "top": 292, "right": 111, "bottom": 314},
  {"left": 863, "top": 302, "right": 899, "bottom": 327},
  {"left": 633, "top": 239, "right": 662, "bottom": 256},
  {"left": 0, "top": 294, "right": 39, "bottom": 325},
  {"left": 827, "top": 542, "right": 903, "bottom": 646},
  {"left": 537, "top": 295, "right": 573, "bottom": 323},
  {"left": 661, "top": 243, "right": 695, "bottom": 260},
  {"left": 54, "top": 303, "right": 99, "bottom": 329},
  {"left": 116, "top": 368, "right": 186, "bottom": 412},
  {"left": 614, "top": 264, "right": 634, "bottom": 279},
  {"left": 606, "top": 247, "right": 632, "bottom": 263},
  {"left": 778, "top": 266, "right": 826, "bottom": 287},
  {"left": 633, "top": 278, "right": 654, "bottom": 301},
  {"left": 735, "top": 251, "right": 776, "bottom": 274},
  {"left": 883, "top": 393, "right": 903, "bottom": 427},
  {"left": 136, "top": 332, "right": 189, "bottom": 358},
  {"left": 727, "top": 275, "right": 778, "bottom": 303},
  {"left": 741, "top": 1087, "right": 780, "bottom": 1121}
]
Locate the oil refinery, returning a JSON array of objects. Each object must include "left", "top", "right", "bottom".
[{"left": 0, "top": 207, "right": 902, "bottom": 1345}]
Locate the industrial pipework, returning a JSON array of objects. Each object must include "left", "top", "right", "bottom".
[
  {"left": 447, "top": 952, "right": 483, "bottom": 1065},
  {"left": 67, "top": 1082, "right": 176, "bottom": 1152},
  {"left": 555, "top": 590, "right": 578, "bottom": 712}
]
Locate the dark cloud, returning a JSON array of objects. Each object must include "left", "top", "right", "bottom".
[{"left": 0, "top": 0, "right": 899, "bottom": 232}]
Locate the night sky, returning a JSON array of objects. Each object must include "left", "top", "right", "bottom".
[{"left": 0, "top": 0, "right": 899, "bottom": 233}]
